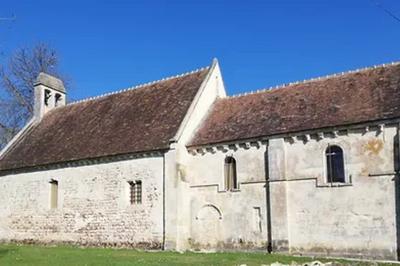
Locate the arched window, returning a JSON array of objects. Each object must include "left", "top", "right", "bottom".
[
  {"left": 44, "top": 89, "right": 51, "bottom": 106},
  {"left": 55, "top": 93, "right": 62, "bottom": 107},
  {"left": 326, "top": 145, "right": 345, "bottom": 183},
  {"left": 224, "top": 156, "right": 238, "bottom": 191}
]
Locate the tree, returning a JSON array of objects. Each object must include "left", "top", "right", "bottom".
[{"left": 0, "top": 43, "right": 63, "bottom": 149}]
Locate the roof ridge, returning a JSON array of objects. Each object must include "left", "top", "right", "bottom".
[
  {"left": 69, "top": 65, "right": 210, "bottom": 106},
  {"left": 227, "top": 61, "right": 400, "bottom": 99}
]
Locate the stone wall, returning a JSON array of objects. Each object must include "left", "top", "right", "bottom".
[
  {"left": 0, "top": 121, "right": 397, "bottom": 260},
  {"left": 282, "top": 126, "right": 397, "bottom": 260},
  {"left": 184, "top": 125, "right": 398, "bottom": 260},
  {"left": 0, "top": 156, "right": 164, "bottom": 248},
  {"left": 163, "top": 59, "right": 226, "bottom": 250},
  {"left": 185, "top": 146, "right": 269, "bottom": 250}
]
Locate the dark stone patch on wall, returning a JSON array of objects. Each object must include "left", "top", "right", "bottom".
[
  {"left": 187, "top": 238, "right": 268, "bottom": 252},
  {"left": 290, "top": 246, "right": 396, "bottom": 261},
  {"left": 3, "top": 239, "right": 162, "bottom": 250},
  {"left": 271, "top": 240, "right": 289, "bottom": 252}
]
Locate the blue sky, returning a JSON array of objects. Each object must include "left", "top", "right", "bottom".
[{"left": 0, "top": 0, "right": 399, "bottom": 100}]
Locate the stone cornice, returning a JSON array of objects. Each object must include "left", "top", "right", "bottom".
[
  {"left": 0, "top": 149, "right": 167, "bottom": 176},
  {"left": 187, "top": 118, "right": 399, "bottom": 155}
]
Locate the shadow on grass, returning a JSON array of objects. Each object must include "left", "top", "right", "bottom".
[{"left": 0, "top": 248, "right": 15, "bottom": 258}]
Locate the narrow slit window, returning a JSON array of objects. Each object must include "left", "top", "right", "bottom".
[
  {"left": 224, "top": 156, "right": 238, "bottom": 191},
  {"left": 129, "top": 181, "right": 142, "bottom": 204},
  {"left": 326, "top": 145, "right": 345, "bottom": 183},
  {"left": 50, "top": 179, "right": 58, "bottom": 209}
]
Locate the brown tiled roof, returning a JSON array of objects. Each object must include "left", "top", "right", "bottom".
[
  {"left": 190, "top": 63, "right": 400, "bottom": 147},
  {"left": 0, "top": 68, "right": 210, "bottom": 171}
]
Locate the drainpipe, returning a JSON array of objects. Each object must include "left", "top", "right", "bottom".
[
  {"left": 395, "top": 124, "right": 400, "bottom": 260},
  {"left": 162, "top": 152, "right": 166, "bottom": 250},
  {"left": 264, "top": 141, "right": 273, "bottom": 253}
]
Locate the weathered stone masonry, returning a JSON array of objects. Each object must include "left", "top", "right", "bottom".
[
  {"left": 1, "top": 59, "right": 400, "bottom": 261},
  {"left": 183, "top": 124, "right": 397, "bottom": 259},
  {"left": 0, "top": 156, "right": 164, "bottom": 248}
]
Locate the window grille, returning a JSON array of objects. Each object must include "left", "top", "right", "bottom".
[{"left": 129, "top": 181, "right": 142, "bottom": 204}]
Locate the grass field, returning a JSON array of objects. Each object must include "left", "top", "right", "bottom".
[{"left": 0, "top": 244, "right": 396, "bottom": 266}]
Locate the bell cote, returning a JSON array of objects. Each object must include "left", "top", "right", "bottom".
[{"left": 34, "top": 72, "right": 66, "bottom": 120}]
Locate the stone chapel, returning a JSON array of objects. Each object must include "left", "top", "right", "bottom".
[{"left": 0, "top": 59, "right": 400, "bottom": 260}]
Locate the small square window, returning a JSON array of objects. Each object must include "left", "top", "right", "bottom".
[{"left": 129, "top": 181, "right": 142, "bottom": 205}]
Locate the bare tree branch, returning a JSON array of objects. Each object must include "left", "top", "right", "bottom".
[
  {"left": 0, "top": 43, "right": 64, "bottom": 149},
  {"left": 371, "top": 0, "right": 400, "bottom": 24},
  {"left": 1, "top": 68, "right": 33, "bottom": 113}
]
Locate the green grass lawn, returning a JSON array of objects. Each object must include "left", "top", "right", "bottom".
[{"left": 0, "top": 244, "right": 396, "bottom": 266}]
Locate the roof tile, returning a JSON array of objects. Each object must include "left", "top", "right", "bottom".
[
  {"left": 0, "top": 68, "right": 209, "bottom": 171},
  {"left": 190, "top": 63, "right": 400, "bottom": 147}
]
